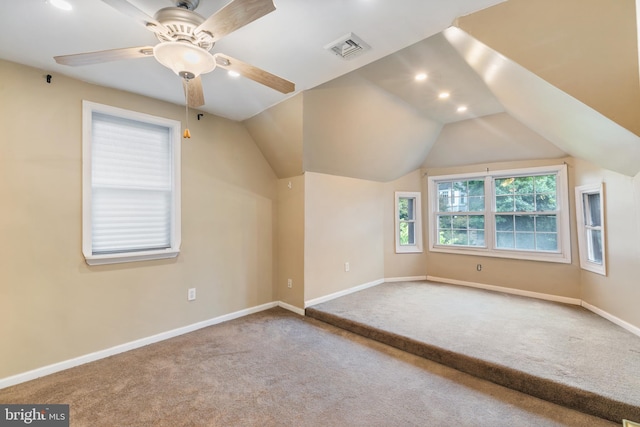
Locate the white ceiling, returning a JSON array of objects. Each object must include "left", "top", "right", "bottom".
[{"left": 0, "top": 0, "right": 503, "bottom": 121}]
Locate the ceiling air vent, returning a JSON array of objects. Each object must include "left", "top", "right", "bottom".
[{"left": 324, "top": 32, "right": 370, "bottom": 60}]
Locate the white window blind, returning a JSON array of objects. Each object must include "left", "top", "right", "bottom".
[
  {"left": 82, "top": 101, "right": 181, "bottom": 265},
  {"left": 91, "top": 113, "right": 172, "bottom": 254}
]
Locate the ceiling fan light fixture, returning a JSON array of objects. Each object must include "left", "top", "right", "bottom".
[{"left": 153, "top": 42, "right": 215, "bottom": 78}]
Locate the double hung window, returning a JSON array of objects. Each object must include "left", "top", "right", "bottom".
[
  {"left": 82, "top": 101, "right": 181, "bottom": 265},
  {"left": 428, "top": 165, "right": 570, "bottom": 263}
]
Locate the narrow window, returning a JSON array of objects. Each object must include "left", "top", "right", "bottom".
[
  {"left": 575, "top": 184, "right": 606, "bottom": 275},
  {"left": 82, "top": 101, "right": 181, "bottom": 265},
  {"left": 395, "top": 192, "right": 423, "bottom": 253}
]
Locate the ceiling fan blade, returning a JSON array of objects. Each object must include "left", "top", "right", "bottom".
[
  {"left": 101, "top": 0, "right": 170, "bottom": 34},
  {"left": 183, "top": 76, "right": 205, "bottom": 108},
  {"left": 195, "top": 0, "right": 275, "bottom": 43},
  {"left": 54, "top": 46, "right": 154, "bottom": 66},
  {"left": 214, "top": 53, "right": 295, "bottom": 94}
]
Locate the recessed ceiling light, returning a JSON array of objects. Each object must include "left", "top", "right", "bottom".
[
  {"left": 438, "top": 92, "right": 450, "bottom": 99},
  {"left": 49, "top": 0, "right": 72, "bottom": 11},
  {"left": 415, "top": 73, "right": 427, "bottom": 81},
  {"left": 228, "top": 71, "right": 240, "bottom": 78},
  {"left": 457, "top": 106, "right": 468, "bottom": 113}
]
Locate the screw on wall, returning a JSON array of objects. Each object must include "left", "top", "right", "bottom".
[{"left": 477, "top": 264, "right": 482, "bottom": 271}]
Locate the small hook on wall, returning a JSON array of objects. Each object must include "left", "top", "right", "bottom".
[
  {"left": 46, "top": 74, "right": 52, "bottom": 84},
  {"left": 197, "top": 113, "right": 203, "bottom": 120}
]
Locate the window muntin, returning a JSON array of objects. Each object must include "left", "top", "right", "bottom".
[
  {"left": 395, "top": 191, "right": 423, "bottom": 253},
  {"left": 428, "top": 165, "right": 570, "bottom": 263},
  {"left": 575, "top": 184, "right": 606, "bottom": 275},
  {"left": 82, "top": 101, "right": 181, "bottom": 265}
]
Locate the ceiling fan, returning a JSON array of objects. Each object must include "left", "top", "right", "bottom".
[{"left": 54, "top": 0, "right": 295, "bottom": 108}]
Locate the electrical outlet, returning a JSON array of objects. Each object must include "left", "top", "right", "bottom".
[
  {"left": 345, "top": 262, "right": 350, "bottom": 272},
  {"left": 287, "top": 279, "right": 293, "bottom": 288},
  {"left": 188, "top": 288, "right": 196, "bottom": 301}
]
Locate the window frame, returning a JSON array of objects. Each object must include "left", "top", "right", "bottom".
[
  {"left": 427, "top": 164, "right": 571, "bottom": 264},
  {"left": 575, "top": 183, "right": 606, "bottom": 275},
  {"left": 82, "top": 101, "right": 181, "bottom": 265},
  {"left": 395, "top": 191, "right": 423, "bottom": 253}
]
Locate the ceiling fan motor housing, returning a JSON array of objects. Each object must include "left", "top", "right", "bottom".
[{"left": 154, "top": 7, "right": 214, "bottom": 51}]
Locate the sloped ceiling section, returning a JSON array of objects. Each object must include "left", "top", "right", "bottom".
[
  {"left": 244, "top": 93, "right": 304, "bottom": 179},
  {"left": 424, "top": 112, "right": 567, "bottom": 168},
  {"left": 457, "top": 0, "right": 640, "bottom": 137},
  {"left": 303, "top": 73, "right": 441, "bottom": 182},
  {"left": 444, "top": 27, "right": 640, "bottom": 177}
]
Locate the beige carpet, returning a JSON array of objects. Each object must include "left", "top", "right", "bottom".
[
  {"left": 306, "top": 280, "right": 640, "bottom": 423},
  {"left": 0, "top": 307, "right": 617, "bottom": 426}
]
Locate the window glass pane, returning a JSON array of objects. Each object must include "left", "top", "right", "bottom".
[
  {"left": 535, "top": 194, "right": 556, "bottom": 211},
  {"left": 515, "top": 232, "right": 535, "bottom": 250},
  {"left": 495, "top": 195, "right": 514, "bottom": 212},
  {"left": 495, "top": 177, "right": 514, "bottom": 195},
  {"left": 514, "top": 195, "right": 535, "bottom": 212},
  {"left": 536, "top": 233, "right": 558, "bottom": 251},
  {"left": 534, "top": 175, "right": 556, "bottom": 193},
  {"left": 469, "top": 230, "right": 485, "bottom": 246},
  {"left": 535, "top": 215, "right": 557, "bottom": 232},
  {"left": 438, "top": 215, "right": 452, "bottom": 230},
  {"left": 515, "top": 215, "right": 534, "bottom": 231},
  {"left": 469, "top": 196, "right": 485, "bottom": 211},
  {"left": 513, "top": 176, "right": 534, "bottom": 194},
  {"left": 399, "top": 197, "right": 414, "bottom": 221},
  {"left": 439, "top": 230, "right": 452, "bottom": 245},
  {"left": 495, "top": 215, "right": 514, "bottom": 231},
  {"left": 452, "top": 215, "right": 468, "bottom": 230},
  {"left": 587, "top": 229, "right": 603, "bottom": 263},
  {"left": 452, "top": 230, "right": 468, "bottom": 245},
  {"left": 586, "top": 193, "right": 601, "bottom": 227},
  {"left": 496, "top": 232, "right": 514, "bottom": 248},
  {"left": 468, "top": 215, "right": 484, "bottom": 229},
  {"left": 399, "top": 222, "right": 413, "bottom": 245},
  {"left": 468, "top": 180, "right": 484, "bottom": 196}
]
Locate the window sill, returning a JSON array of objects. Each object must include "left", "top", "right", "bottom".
[
  {"left": 430, "top": 245, "right": 570, "bottom": 264},
  {"left": 396, "top": 246, "right": 424, "bottom": 254},
  {"left": 84, "top": 249, "right": 180, "bottom": 266}
]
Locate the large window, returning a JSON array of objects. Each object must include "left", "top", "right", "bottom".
[
  {"left": 395, "top": 191, "right": 423, "bottom": 253},
  {"left": 82, "top": 101, "right": 181, "bottom": 265},
  {"left": 428, "top": 165, "right": 571, "bottom": 263},
  {"left": 575, "top": 183, "right": 606, "bottom": 275}
]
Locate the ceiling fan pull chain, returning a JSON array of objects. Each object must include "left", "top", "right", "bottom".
[{"left": 183, "top": 82, "right": 191, "bottom": 139}]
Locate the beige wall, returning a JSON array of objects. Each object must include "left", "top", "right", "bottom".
[
  {"left": 0, "top": 60, "right": 278, "bottom": 379},
  {"left": 303, "top": 172, "right": 384, "bottom": 301},
  {"left": 276, "top": 175, "right": 305, "bottom": 308},
  {"left": 423, "top": 158, "right": 582, "bottom": 298},
  {"left": 573, "top": 158, "right": 640, "bottom": 328},
  {"left": 383, "top": 170, "right": 427, "bottom": 279}
]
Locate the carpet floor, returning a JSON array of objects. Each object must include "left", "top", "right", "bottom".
[
  {"left": 0, "top": 307, "right": 619, "bottom": 426},
  {"left": 305, "top": 280, "right": 640, "bottom": 424}
]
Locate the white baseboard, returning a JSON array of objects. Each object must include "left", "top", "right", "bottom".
[
  {"left": 581, "top": 301, "right": 640, "bottom": 338},
  {"left": 278, "top": 301, "right": 305, "bottom": 316},
  {"left": 304, "top": 278, "right": 385, "bottom": 308},
  {"left": 426, "top": 275, "right": 582, "bottom": 305},
  {"left": 0, "top": 301, "right": 279, "bottom": 390},
  {"left": 385, "top": 275, "right": 427, "bottom": 282}
]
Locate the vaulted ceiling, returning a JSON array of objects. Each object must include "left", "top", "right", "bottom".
[{"left": 246, "top": 0, "right": 640, "bottom": 182}]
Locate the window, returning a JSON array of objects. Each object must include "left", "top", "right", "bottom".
[
  {"left": 395, "top": 191, "right": 423, "bottom": 253},
  {"left": 575, "top": 183, "right": 606, "bottom": 275},
  {"left": 428, "top": 165, "right": 571, "bottom": 263},
  {"left": 82, "top": 101, "right": 181, "bottom": 265}
]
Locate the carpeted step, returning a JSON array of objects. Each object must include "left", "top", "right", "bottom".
[{"left": 305, "top": 305, "right": 640, "bottom": 424}]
